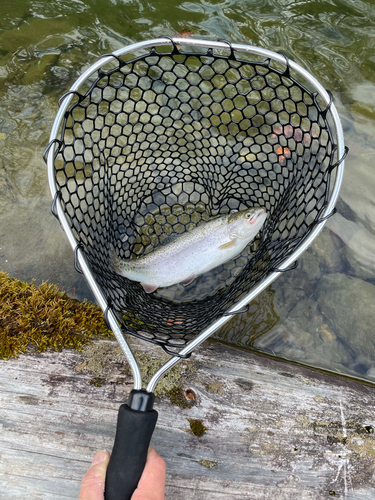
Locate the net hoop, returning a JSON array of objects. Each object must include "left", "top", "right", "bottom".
[{"left": 45, "top": 38, "right": 346, "bottom": 366}]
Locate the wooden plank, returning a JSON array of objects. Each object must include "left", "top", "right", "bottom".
[{"left": 0, "top": 339, "right": 374, "bottom": 499}]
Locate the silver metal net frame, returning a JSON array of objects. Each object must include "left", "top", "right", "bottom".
[
  {"left": 45, "top": 37, "right": 347, "bottom": 499},
  {"left": 46, "top": 37, "right": 345, "bottom": 390}
]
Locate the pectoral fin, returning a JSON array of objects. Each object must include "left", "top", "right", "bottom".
[
  {"left": 180, "top": 275, "right": 197, "bottom": 287},
  {"left": 219, "top": 239, "right": 236, "bottom": 249},
  {"left": 141, "top": 283, "right": 158, "bottom": 294}
]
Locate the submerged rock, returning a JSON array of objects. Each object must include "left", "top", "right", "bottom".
[
  {"left": 341, "top": 228, "right": 375, "bottom": 280},
  {"left": 325, "top": 213, "right": 375, "bottom": 279},
  {"left": 309, "top": 227, "right": 342, "bottom": 270},
  {"left": 338, "top": 135, "right": 375, "bottom": 229},
  {"left": 272, "top": 249, "right": 322, "bottom": 315},
  {"left": 316, "top": 273, "right": 375, "bottom": 360},
  {"left": 254, "top": 315, "right": 354, "bottom": 374},
  {"left": 288, "top": 250, "right": 322, "bottom": 288},
  {"left": 326, "top": 212, "right": 361, "bottom": 246}
]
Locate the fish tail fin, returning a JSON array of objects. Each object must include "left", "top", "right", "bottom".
[{"left": 108, "top": 243, "right": 123, "bottom": 276}]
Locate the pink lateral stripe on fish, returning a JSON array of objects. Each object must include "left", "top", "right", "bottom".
[{"left": 110, "top": 207, "right": 267, "bottom": 293}]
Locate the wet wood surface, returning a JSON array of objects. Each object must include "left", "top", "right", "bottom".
[{"left": 0, "top": 338, "right": 375, "bottom": 499}]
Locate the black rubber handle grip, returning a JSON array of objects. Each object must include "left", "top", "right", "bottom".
[{"left": 104, "top": 403, "right": 158, "bottom": 500}]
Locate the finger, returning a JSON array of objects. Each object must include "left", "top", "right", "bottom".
[
  {"left": 131, "top": 447, "right": 166, "bottom": 500},
  {"left": 79, "top": 450, "right": 110, "bottom": 500}
]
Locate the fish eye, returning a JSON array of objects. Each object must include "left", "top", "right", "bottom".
[{"left": 245, "top": 212, "right": 252, "bottom": 218}]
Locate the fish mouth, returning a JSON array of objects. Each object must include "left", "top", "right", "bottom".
[{"left": 249, "top": 208, "right": 267, "bottom": 225}]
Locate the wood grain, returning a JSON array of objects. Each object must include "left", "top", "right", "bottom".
[{"left": 0, "top": 339, "right": 374, "bottom": 499}]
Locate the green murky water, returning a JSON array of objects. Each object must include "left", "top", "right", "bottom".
[{"left": 1, "top": 0, "right": 375, "bottom": 382}]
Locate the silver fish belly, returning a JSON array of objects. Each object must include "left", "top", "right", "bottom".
[{"left": 110, "top": 207, "right": 267, "bottom": 293}]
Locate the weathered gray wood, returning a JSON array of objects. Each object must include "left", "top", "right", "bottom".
[{"left": 0, "top": 338, "right": 375, "bottom": 499}]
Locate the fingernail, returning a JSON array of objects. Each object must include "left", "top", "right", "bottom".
[
  {"left": 147, "top": 446, "right": 155, "bottom": 456},
  {"left": 91, "top": 450, "right": 109, "bottom": 466}
]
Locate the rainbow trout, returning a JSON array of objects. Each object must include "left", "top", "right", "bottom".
[{"left": 111, "top": 207, "right": 267, "bottom": 293}]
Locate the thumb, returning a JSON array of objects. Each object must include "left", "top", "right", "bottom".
[{"left": 79, "top": 450, "right": 110, "bottom": 500}]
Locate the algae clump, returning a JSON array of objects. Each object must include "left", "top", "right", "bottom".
[
  {"left": 199, "top": 459, "right": 217, "bottom": 468},
  {"left": 0, "top": 270, "right": 112, "bottom": 359},
  {"left": 187, "top": 418, "right": 207, "bottom": 437},
  {"left": 121, "top": 350, "right": 196, "bottom": 400}
]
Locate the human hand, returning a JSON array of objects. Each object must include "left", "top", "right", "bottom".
[
  {"left": 130, "top": 447, "right": 166, "bottom": 500},
  {"left": 79, "top": 447, "right": 166, "bottom": 500}
]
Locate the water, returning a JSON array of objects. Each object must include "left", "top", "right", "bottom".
[{"left": 1, "top": 0, "right": 375, "bottom": 383}]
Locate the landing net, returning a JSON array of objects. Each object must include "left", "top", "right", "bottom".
[{"left": 45, "top": 39, "right": 346, "bottom": 355}]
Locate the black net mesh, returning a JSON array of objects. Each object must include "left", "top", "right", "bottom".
[{"left": 51, "top": 43, "right": 340, "bottom": 354}]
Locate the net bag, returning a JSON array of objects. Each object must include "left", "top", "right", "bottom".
[{"left": 45, "top": 38, "right": 346, "bottom": 356}]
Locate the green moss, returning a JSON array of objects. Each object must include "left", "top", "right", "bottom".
[
  {"left": 75, "top": 342, "right": 120, "bottom": 375},
  {"left": 89, "top": 377, "right": 105, "bottom": 387},
  {"left": 199, "top": 459, "right": 217, "bottom": 468},
  {"left": 0, "top": 271, "right": 197, "bottom": 398},
  {"left": 187, "top": 418, "right": 207, "bottom": 437},
  {"left": 75, "top": 340, "right": 196, "bottom": 403},
  {"left": 0, "top": 270, "right": 113, "bottom": 359},
  {"left": 298, "top": 413, "right": 375, "bottom": 460},
  {"left": 121, "top": 350, "right": 196, "bottom": 400},
  {"left": 205, "top": 381, "right": 224, "bottom": 395},
  {"left": 327, "top": 432, "right": 347, "bottom": 445},
  {"left": 347, "top": 435, "right": 375, "bottom": 458}
]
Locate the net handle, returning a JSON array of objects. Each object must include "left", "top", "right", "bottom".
[{"left": 105, "top": 391, "right": 157, "bottom": 500}]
